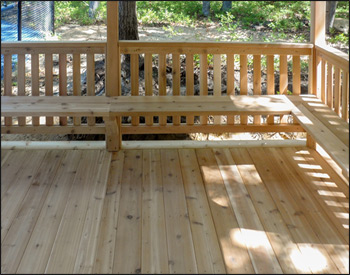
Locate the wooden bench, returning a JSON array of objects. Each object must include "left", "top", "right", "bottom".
[
  {"left": 1, "top": 95, "right": 293, "bottom": 117},
  {"left": 287, "top": 95, "right": 349, "bottom": 179},
  {"left": 2, "top": 95, "right": 293, "bottom": 149},
  {"left": 2, "top": 94, "right": 348, "bottom": 181}
]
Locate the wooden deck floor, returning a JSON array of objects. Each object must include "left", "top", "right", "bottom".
[{"left": 1, "top": 147, "right": 349, "bottom": 274}]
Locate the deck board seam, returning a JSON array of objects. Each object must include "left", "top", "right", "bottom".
[
  {"left": 233, "top": 147, "right": 309, "bottom": 273},
  {"left": 194, "top": 148, "right": 229, "bottom": 274},
  {"left": 175, "top": 148, "right": 200, "bottom": 273},
  {"left": 177, "top": 149, "right": 221, "bottom": 273},
  {"left": 281, "top": 147, "right": 348, "bottom": 244},
  {"left": 261, "top": 147, "right": 344, "bottom": 273},
  {"left": 215, "top": 148, "right": 283, "bottom": 273},
  {"left": 1, "top": 150, "right": 49, "bottom": 243},
  {"left": 246, "top": 147, "right": 337, "bottom": 274},
  {"left": 43, "top": 151, "right": 88, "bottom": 273},
  {"left": 11, "top": 150, "right": 66, "bottom": 274}
]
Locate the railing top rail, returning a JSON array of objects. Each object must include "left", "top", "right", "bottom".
[
  {"left": 1, "top": 41, "right": 107, "bottom": 54},
  {"left": 119, "top": 40, "right": 314, "bottom": 48},
  {"left": 1, "top": 40, "right": 313, "bottom": 55},
  {"left": 1, "top": 41, "right": 107, "bottom": 48},
  {"left": 316, "top": 44, "right": 349, "bottom": 72},
  {"left": 119, "top": 41, "right": 313, "bottom": 55}
]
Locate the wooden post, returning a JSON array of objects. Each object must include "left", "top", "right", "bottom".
[
  {"left": 310, "top": 1, "right": 326, "bottom": 96},
  {"left": 306, "top": 133, "right": 316, "bottom": 149},
  {"left": 106, "top": 1, "right": 121, "bottom": 151},
  {"left": 104, "top": 116, "right": 120, "bottom": 151},
  {"left": 310, "top": 1, "right": 326, "bottom": 45}
]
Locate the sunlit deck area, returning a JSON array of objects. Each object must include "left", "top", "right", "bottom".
[
  {"left": 1, "top": 146, "right": 348, "bottom": 274},
  {"left": 1, "top": 1, "right": 349, "bottom": 274}
]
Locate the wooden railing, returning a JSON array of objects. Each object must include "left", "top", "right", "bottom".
[
  {"left": 1, "top": 41, "right": 107, "bottom": 134},
  {"left": 2, "top": 41, "right": 349, "bottom": 137},
  {"left": 315, "top": 44, "right": 349, "bottom": 121},
  {"left": 119, "top": 41, "right": 312, "bottom": 134}
]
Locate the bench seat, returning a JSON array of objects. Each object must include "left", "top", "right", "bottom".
[
  {"left": 1, "top": 95, "right": 293, "bottom": 117},
  {"left": 288, "top": 95, "right": 349, "bottom": 146},
  {"left": 287, "top": 95, "right": 349, "bottom": 179}
]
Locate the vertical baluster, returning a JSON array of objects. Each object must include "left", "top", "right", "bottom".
[
  {"left": 334, "top": 67, "right": 341, "bottom": 115},
  {"left": 253, "top": 54, "right": 261, "bottom": 125},
  {"left": 213, "top": 54, "right": 221, "bottom": 125},
  {"left": 308, "top": 54, "right": 313, "bottom": 95},
  {"left": 186, "top": 53, "right": 194, "bottom": 125},
  {"left": 200, "top": 53, "right": 208, "bottom": 125},
  {"left": 291, "top": 55, "right": 301, "bottom": 125},
  {"left": 87, "top": 53, "right": 95, "bottom": 126},
  {"left": 158, "top": 53, "right": 167, "bottom": 126},
  {"left": 131, "top": 54, "right": 139, "bottom": 126},
  {"left": 4, "top": 54, "right": 12, "bottom": 126},
  {"left": 17, "top": 54, "right": 26, "bottom": 126},
  {"left": 315, "top": 55, "right": 322, "bottom": 99},
  {"left": 292, "top": 55, "right": 301, "bottom": 95},
  {"left": 45, "top": 53, "right": 53, "bottom": 126},
  {"left": 320, "top": 59, "right": 326, "bottom": 103},
  {"left": 145, "top": 53, "right": 153, "bottom": 126},
  {"left": 73, "top": 53, "right": 81, "bottom": 126},
  {"left": 279, "top": 54, "right": 288, "bottom": 94},
  {"left": 240, "top": 55, "right": 248, "bottom": 125},
  {"left": 279, "top": 55, "right": 288, "bottom": 124},
  {"left": 31, "top": 53, "right": 39, "bottom": 126},
  {"left": 226, "top": 54, "right": 235, "bottom": 125},
  {"left": 267, "top": 55, "right": 275, "bottom": 125},
  {"left": 327, "top": 62, "right": 333, "bottom": 108},
  {"left": 341, "top": 72, "right": 349, "bottom": 121},
  {"left": 59, "top": 53, "right": 67, "bottom": 126},
  {"left": 172, "top": 53, "right": 180, "bottom": 126}
]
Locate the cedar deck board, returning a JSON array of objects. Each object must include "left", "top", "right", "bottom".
[
  {"left": 1, "top": 95, "right": 293, "bottom": 117},
  {"left": 1, "top": 148, "right": 348, "bottom": 274}
]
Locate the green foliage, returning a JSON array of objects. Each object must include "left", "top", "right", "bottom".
[
  {"left": 213, "top": 1, "right": 310, "bottom": 32},
  {"left": 54, "top": 1, "right": 106, "bottom": 27},
  {"left": 137, "top": 1, "right": 202, "bottom": 26},
  {"left": 136, "top": 0, "right": 311, "bottom": 38},
  {"left": 329, "top": 31, "right": 349, "bottom": 44},
  {"left": 328, "top": 27, "right": 349, "bottom": 47},
  {"left": 336, "top": 1, "right": 349, "bottom": 19}
]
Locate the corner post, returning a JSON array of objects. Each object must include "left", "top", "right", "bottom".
[
  {"left": 310, "top": 1, "right": 326, "bottom": 97},
  {"left": 106, "top": 1, "right": 121, "bottom": 151}
]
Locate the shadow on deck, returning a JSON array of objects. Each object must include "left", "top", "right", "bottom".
[{"left": 1, "top": 147, "right": 349, "bottom": 274}]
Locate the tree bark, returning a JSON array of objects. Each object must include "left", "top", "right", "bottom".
[
  {"left": 221, "top": 1, "right": 232, "bottom": 12},
  {"left": 88, "top": 1, "right": 99, "bottom": 19},
  {"left": 203, "top": 1, "right": 210, "bottom": 17},
  {"left": 119, "top": 1, "right": 139, "bottom": 40},
  {"left": 326, "top": 1, "right": 337, "bottom": 33}
]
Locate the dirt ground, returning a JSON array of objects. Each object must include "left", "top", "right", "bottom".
[
  {"left": 53, "top": 21, "right": 348, "bottom": 53},
  {"left": 53, "top": 22, "right": 303, "bottom": 43}
]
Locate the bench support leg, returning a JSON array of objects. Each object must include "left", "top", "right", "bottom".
[
  {"left": 306, "top": 133, "right": 316, "bottom": 149},
  {"left": 104, "top": 116, "right": 121, "bottom": 151}
]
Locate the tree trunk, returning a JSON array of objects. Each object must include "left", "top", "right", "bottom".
[
  {"left": 326, "top": 1, "right": 337, "bottom": 33},
  {"left": 221, "top": 1, "right": 232, "bottom": 12},
  {"left": 202, "top": 1, "right": 210, "bottom": 17},
  {"left": 119, "top": 1, "right": 139, "bottom": 40},
  {"left": 88, "top": 1, "right": 99, "bottom": 19}
]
